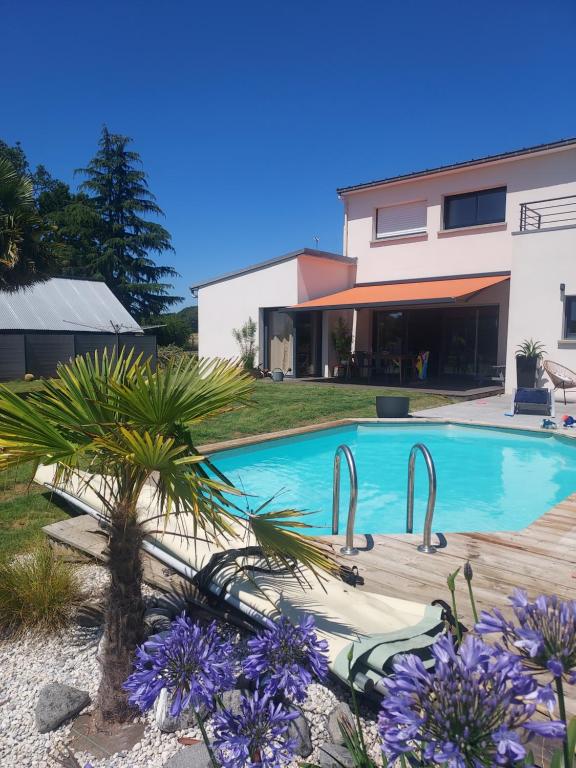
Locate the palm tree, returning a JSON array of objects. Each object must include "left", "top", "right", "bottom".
[
  {"left": 0, "top": 352, "right": 336, "bottom": 726},
  {"left": 0, "top": 157, "right": 52, "bottom": 288}
]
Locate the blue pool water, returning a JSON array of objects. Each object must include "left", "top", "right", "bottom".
[{"left": 209, "top": 423, "right": 576, "bottom": 536}]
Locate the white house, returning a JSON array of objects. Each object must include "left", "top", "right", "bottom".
[{"left": 192, "top": 138, "right": 576, "bottom": 391}]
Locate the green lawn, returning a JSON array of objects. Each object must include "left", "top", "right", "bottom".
[
  {"left": 0, "top": 463, "right": 67, "bottom": 558},
  {"left": 190, "top": 380, "right": 452, "bottom": 445},
  {"left": 0, "top": 378, "right": 45, "bottom": 394},
  {"left": 0, "top": 380, "right": 453, "bottom": 558}
]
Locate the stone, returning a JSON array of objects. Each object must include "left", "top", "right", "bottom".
[
  {"left": 154, "top": 688, "right": 206, "bottom": 733},
  {"left": 218, "top": 688, "right": 250, "bottom": 716},
  {"left": 144, "top": 605, "right": 173, "bottom": 635},
  {"left": 326, "top": 701, "right": 355, "bottom": 745},
  {"left": 164, "top": 743, "right": 213, "bottom": 768},
  {"left": 318, "top": 743, "right": 355, "bottom": 768},
  {"left": 35, "top": 682, "right": 90, "bottom": 733},
  {"left": 287, "top": 707, "right": 313, "bottom": 757},
  {"left": 69, "top": 713, "right": 145, "bottom": 759}
]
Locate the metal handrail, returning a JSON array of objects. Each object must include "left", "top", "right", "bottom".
[
  {"left": 332, "top": 444, "right": 359, "bottom": 556},
  {"left": 406, "top": 443, "right": 437, "bottom": 554},
  {"left": 519, "top": 194, "right": 576, "bottom": 231}
]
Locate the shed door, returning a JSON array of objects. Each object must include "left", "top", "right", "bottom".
[
  {"left": 0, "top": 335, "right": 26, "bottom": 380},
  {"left": 25, "top": 334, "right": 75, "bottom": 377}
]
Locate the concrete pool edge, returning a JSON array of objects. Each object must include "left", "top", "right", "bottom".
[{"left": 198, "top": 415, "right": 576, "bottom": 455}]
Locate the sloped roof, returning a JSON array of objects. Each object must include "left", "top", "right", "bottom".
[
  {"left": 337, "top": 137, "right": 576, "bottom": 195},
  {"left": 190, "top": 248, "right": 355, "bottom": 291},
  {"left": 0, "top": 278, "right": 143, "bottom": 332}
]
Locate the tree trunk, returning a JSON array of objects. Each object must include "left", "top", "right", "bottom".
[{"left": 95, "top": 514, "right": 145, "bottom": 727}]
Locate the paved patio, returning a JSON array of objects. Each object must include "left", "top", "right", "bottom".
[{"left": 412, "top": 391, "right": 576, "bottom": 428}]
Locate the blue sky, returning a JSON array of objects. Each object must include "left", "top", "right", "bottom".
[{"left": 3, "top": 0, "right": 576, "bottom": 306}]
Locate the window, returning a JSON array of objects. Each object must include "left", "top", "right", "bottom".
[
  {"left": 564, "top": 297, "right": 576, "bottom": 339},
  {"left": 443, "top": 186, "right": 506, "bottom": 230},
  {"left": 375, "top": 200, "right": 427, "bottom": 239}
]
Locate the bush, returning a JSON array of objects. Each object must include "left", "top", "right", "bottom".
[
  {"left": 0, "top": 546, "right": 83, "bottom": 636},
  {"left": 157, "top": 344, "right": 195, "bottom": 367},
  {"left": 232, "top": 317, "right": 258, "bottom": 370}
]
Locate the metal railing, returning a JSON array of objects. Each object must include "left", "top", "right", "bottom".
[
  {"left": 406, "top": 443, "right": 437, "bottom": 554},
  {"left": 332, "top": 444, "right": 359, "bottom": 556},
  {"left": 519, "top": 195, "right": 576, "bottom": 231}
]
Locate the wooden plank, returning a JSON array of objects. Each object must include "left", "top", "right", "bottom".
[{"left": 44, "top": 515, "right": 188, "bottom": 595}]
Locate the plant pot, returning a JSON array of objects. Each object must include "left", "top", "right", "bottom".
[
  {"left": 376, "top": 395, "right": 410, "bottom": 418},
  {"left": 516, "top": 356, "right": 537, "bottom": 388}
]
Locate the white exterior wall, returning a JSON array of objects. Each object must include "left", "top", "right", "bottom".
[
  {"left": 197, "top": 259, "right": 299, "bottom": 364},
  {"left": 506, "top": 227, "right": 576, "bottom": 393},
  {"left": 197, "top": 256, "right": 355, "bottom": 364},
  {"left": 344, "top": 148, "right": 576, "bottom": 283}
]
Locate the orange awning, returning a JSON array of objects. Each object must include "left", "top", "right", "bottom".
[{"left": 290, "top": 274, "right": 510, "bottom": 310}]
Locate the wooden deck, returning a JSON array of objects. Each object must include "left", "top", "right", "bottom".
[
  {"left": 44, "top": 493, "right": 576, "bottom": 633},
  {"left": 326, "top": 494, "right": 576, "bottom": 621}
]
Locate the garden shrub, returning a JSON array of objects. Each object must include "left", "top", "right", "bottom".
[{"left": 0, "top": 545, "right": 83, "bottom": 636}]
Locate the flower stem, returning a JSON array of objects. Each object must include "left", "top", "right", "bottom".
[
  {"left": 447, "top": 569, "right": 462, "bottom": 644},
  {"left": 466, "top": 578, "right": 479, "bottom": 624},
  {"left": 347, "top": 650, "right": 368, "bottom": 757},
  {"left": 195, "top": 709, "right": 220, "bottom": 768},
  {"left": 555, "top": 676, "right": 571, "bottom": 768}
]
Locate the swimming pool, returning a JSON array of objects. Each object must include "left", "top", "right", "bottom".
[{"left": 209, "top": 422, "right": 576, "bottom": 536}]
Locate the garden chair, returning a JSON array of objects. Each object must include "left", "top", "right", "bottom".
[{"left": 543, "top": 359, "right": 576, "bottom": 404}]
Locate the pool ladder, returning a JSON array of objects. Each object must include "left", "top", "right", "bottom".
[
  {"left": 331, "top": 441, "right": 438, "bottom": 556},
  {"left": 406, "top": 443, "right": 438, "bottom": 554},
  {"left": 331, "top": 444, "right": 359, "bottom": 556}
]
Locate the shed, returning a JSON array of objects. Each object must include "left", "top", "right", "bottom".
[{"left": 0, "top": 278, "right": 156, "bottom": 380}]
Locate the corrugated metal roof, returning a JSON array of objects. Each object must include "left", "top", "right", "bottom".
[{"left": 0, "top": 278, "right": 143, "bottom": 332}]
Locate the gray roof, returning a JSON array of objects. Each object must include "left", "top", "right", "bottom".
[
  {"left": 0, "top": 278, "right": 143, "bottom": 333},
  {"left": 337, "top": 137, "right": 576, "bottom": 195},
  {"left": 190, "top": 248, "right": 356, "bottom": 291}
]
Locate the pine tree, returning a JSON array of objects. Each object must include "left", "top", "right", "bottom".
[{"left": 76, "top": 127, "right": 180, "bottom": 319}]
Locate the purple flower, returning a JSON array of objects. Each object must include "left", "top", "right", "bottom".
[
  {"left": 242, "top": 615, "right": 329, "bottom": 702},
  {"left": 477, "top": 590, "right": 576, "bottom": 683},
  {"left": 123, "top": 613, "right": 236, "bottom": 715},
  {"left": 213, "top": 690, "right": 298, "bottom": 768},
  {"left": 378, "top": 634, "right": 565, "bottom": 766}
]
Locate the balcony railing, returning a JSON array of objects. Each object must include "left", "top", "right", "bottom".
[{"left": 519, "top": 194, "right": 576, "bottom": 231}]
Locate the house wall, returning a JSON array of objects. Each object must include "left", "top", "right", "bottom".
[
  {"left": 344, "top": 148, "right": 576, "bottom": 284},
  {"left": 197, "top": 256, "right": 356, "bottom": 365},
  {"left": 506, "top": 226, "right": 576, "bottom": 393},
  {"left": 297, "top": 256, "right": 355, "bottom": 301},
  {"left": 197, "top": 260, "right": 300, "bottom": 364}
]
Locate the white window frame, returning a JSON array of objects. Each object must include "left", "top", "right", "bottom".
[{"left": 374, "top": 200, "right": 427, "bottom": 240}]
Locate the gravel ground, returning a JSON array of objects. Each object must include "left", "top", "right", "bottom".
[{"left": 0, "top": 563, "right": 381, "bottom": 768}]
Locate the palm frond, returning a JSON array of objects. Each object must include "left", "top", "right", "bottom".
[{"left": 248, "top": 508, "right": 340, "bottom": 583}]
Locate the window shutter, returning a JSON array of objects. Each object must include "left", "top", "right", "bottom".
[{"left": 376, "top": 201, "right": 427, "bottom": 238}]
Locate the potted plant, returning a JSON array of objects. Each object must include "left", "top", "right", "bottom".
[
  {"left": 331, "top": 318, "right": 352, "bottom": 377},
  {"left": 515, "top": 339, "right": 546, "bottom": 388}
]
